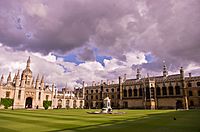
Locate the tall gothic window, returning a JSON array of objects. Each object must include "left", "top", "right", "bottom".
[
  {"left": 169, "top": 86, "right": 174, "bottom": 95},
  {"left": 175, "top": 86, "right": 181, "bottom": 95},
  {"left": 139, "top": 88, "right": 143, "bottom": 96},
  {"left": 123, "top": 89, "right": 127, "bottom": 97},
  {"left": 162, "top": 87, "right": 167, "bottom": 95},
  {"left": 156, "top": 87, "right": 161, "bottom": 96},
  {"left": 134, "top": 89, "right": 137, "bottom": 96},
  {"left": 128, "top": 89, "right": 132, "bottom": 97}
]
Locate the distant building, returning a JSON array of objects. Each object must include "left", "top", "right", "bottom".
[
  {"left": 84, "top": 64, "right": 200, "bottom": 109},
  {"left": 0, "top": 57, "right": 84, "bottom": 109}
]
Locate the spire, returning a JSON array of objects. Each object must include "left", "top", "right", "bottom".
[
  {"left": 26, "top": 56, "right": 31, "bottom": 69},
  {"left": 32, "top": 77, "right": 35, "bottom": 85},
  {"left": 0, "top": 74, "right": 4, "bottom": 85},
  {"left": 1, "top": 74, "right": 4, "bottom": 81},
  {"left": 13, "top": 73, "right": 17, "bottom": 82},
  {"left": 36, "top": 74, "right": 40, "bottom": 82},
  {"left": 163, "top": 61, "right": 168, "bottom": 77},
  {"left": 41, "top": 75, "right": 44, "bottom": 83},
  {"left": 7, "top": 72, "right": 11, "bottom": 83},
  {"left": 16, "top": 70, "right": 20, "bottom": 79}
]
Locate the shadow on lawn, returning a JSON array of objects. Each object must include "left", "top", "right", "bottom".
[{"left": 47, "top": 110, "right": 200, "bottom": 132}]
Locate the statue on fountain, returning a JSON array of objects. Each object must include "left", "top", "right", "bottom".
[{"left": 101, "top": 97, "right": 112, "bottom": 114}]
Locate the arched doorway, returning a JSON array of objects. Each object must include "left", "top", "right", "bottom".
[
  {"left": 25, "top": 97, "right": 33, "bottom": 108},
  {"left": 176, "top": 100, "right": 183, "bottom": 109}
]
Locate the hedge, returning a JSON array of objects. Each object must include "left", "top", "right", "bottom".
[
  {"left": 0, "top": 98, "right": 14, "bottom": 109},
  {"left": 43, "top": 100, "right": 52, "bottom": 110}
]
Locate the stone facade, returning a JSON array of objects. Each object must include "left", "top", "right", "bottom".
[
  {"left": 0, "top": 57, "right": 84, "bottom": 109},
  {"left": 84, "top": 65, "right": 200, "bottom": 109}
]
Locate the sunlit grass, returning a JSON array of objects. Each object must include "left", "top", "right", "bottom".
[{"left": 0, "top": 109, "right": 199, "bottom": 132}]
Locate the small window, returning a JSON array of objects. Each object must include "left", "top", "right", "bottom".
[
  {"left": 46, "top": 95, "right": 49, "bottom": 100},
  {"left": 198, "top": 91, "right": 200, "bottom": 96},
  {"left": 96, "top": 90, "right": 98, "bottom": 93},
  {"left": 96, "top": 95, "right": 98, "bottom": 99},
  {"left": 6, "top": 91, "right": 10, "bottom": 98},
  {"left": 91, "top": 90, "right": 93, "bottom": 93},
  {"left": 197, "top": 82, "right": 200, "bottom": 87},
  {"left": 91, "top": 95, "right": 93, "bottom": 100},
  {"left": 189, "top": 91, "right": 193, "bottom": 96},
  {"left": 38, "top": 92, "right": 41, "bottom": 100},
  {"left": 86, "top": 90, "right": 88, "bottom": 94},
  {"left": 188, "top": 83, "right": 192, "bottom": 87},
  {"left": 18, "top": 90, "right": 21, "bottom": 99}
]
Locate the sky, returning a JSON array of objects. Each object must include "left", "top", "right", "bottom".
[{"left": 0, "top": 0, "right": 200, "bottom": 88}]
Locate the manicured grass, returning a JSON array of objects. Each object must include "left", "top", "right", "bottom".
[{"left": 0, "top": 109, "right": 199, "bottom": 132}]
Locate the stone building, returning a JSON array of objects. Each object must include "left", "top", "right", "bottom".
[
  {"left": 54, "top": 87, "right": 84, "bottom": 109},
  {"left": 0, "top": 57, "right": 84, "bottom": 109},
  {"left": 84, "top": 64, "right": 200, "bottom": 109}
]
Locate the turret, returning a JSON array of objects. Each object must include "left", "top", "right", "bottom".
[
  {"left": 123, "top": 74, "right": 126, "bottom": 82},
  {"left": 15, "top": 70, "right": 20, "bottom": 87},
  {"left": 26, "top": 56, "right": 31, "bottom": 69},
  {"left": 180, "top": 67, "right": 184, "bottom": 78},
  {"left": 136, "top": 68, "right": 141, "bottom": 80},
  {"left": 21, "top": 73, "right": 26, "bottom": 87},
  {"left": 32, "top": 77, "right": 35, "bottom": 86},
  {"left": 35, "top": 74, "right": 40, "bottom": 89},
  {"left": 40, "top": 75, "right": 44, "bottom": 89},
  {"left": 163, "top": 61, "right": 168, "bottom": 77}
]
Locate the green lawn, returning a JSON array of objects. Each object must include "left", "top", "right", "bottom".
[{"left": 0, "top": 109, "right": 199, "bottom": 132}]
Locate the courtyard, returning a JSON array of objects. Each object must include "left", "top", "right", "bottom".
[{"left": 0, "top": 109, "right": 199, "bottom": 132}]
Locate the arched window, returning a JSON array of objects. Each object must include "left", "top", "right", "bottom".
[
  {"left": 156, "top": 87, "right": 161, "bottom": 96},
  {"left": 128, "top": 89, "right": 132, "bottom": 97},
  {"left": 134, "top": 89, "right": 137, "bottom": 96},
  {"left": 111, "top": 88, "right": 114, "bottom": 93},
  {"left": 162, "top": 87, "right": 167, "bottom": 95},
  {"left": 123, "top": 89, "right": 127, "bottom": 97},
  {"left": 175, "top": 86, "right": 181, "bottom": 95},
  {"left": 96, "top": 90, "right": 98, "bottom": 93},
  {"left": 197, "top": 82, "right": 200, "bottom": 87},
  {"left": 151, "top": 87, "right": 155, "bottom": 98},
  {"left": 91, "top": 90, "right": 93, "bottom": 93},
  {"left": 169, "top": 86, "right": 174, "bottom": 95}
]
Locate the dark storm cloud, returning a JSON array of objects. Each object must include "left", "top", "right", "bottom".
[{"left": 0, "top": 0, "right": 200, "bottom": 73}]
